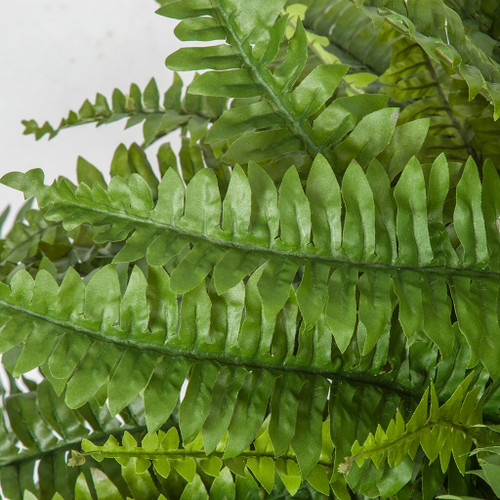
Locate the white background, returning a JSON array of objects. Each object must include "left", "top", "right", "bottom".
[{"left": 0, "top": 0, "right": 180, "bottom": 229}]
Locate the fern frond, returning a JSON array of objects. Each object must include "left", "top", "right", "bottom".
[
  {"left": 22, "top": 76, "right": 226, "bottom": 148},
  {"left": 380, "top": 36, "right": 500, "bottom": 168},
  {"left": 3, "top": 152, "right": 499, "bottom": 376},
  {"left": 71, "top": 423, "right": 333, "bottom": 497},
  {"left": 0, "top": 260, "right": 392, "bottom": 481},
  {"left": 352, "top": 0, "right": 500, "bottom": 119},
  {"left": 303, "top": 0, "right": 395, "bottom": 75},
  {"left": 447, "top": 0, "right": 500, "bottom": 45},
  {"left": 160, "top": 0, "right": 427, "bottom": 175},
  {"left": 339, "top": 375, "right": 487, "bottom": 477}
]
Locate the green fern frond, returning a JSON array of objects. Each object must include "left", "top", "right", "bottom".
[
  {"left": 160, "top": 0, "right": 428, "bottom": 175},
  {"left": 0, "top": 376, "right": 147, "bottom": 500},
  {"left": 352, "top": 0, "right": 500, "bottom": 119},
  {"left": 380, "top": 36, "right": 500, "bottom": 168},
  {"left": 70, "top": 423, "right": 333, "bottom": 497},
  {"left": 0, "top": 259, "right": 391, "bottom": 481},
  {"left": 22, "top": 76, "right": 226, "bottom": 148},
  {"left": 3, "top": 152, "right": 499, "bottom": 375},
  {"left": 448, "top": 0, "right": 500, "bottom": 45},
  {"left": 339, "top": 375, "right": 488, "bottom": 477},
  {"left": 303, "top": 0, "right": 395, "bottom": 75}
]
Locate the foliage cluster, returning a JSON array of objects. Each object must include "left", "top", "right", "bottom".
[{"left": 1, "top": 0, "right": 500, "bottom": 498}]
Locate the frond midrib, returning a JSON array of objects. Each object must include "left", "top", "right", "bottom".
[
  {"left": 80, "top": 447, "right": 333, "bottom": 468},
  {"left": 3, "top": 295, "right": 500, "bottom": 425},
  {"left": 60, "top": 197, "right": 500, "bottom": 282},
  {"left": 0, "top": 423, "right": 145, "bottom": 468},
  {"left": 0, "top": 297, "right": 420, "bottom": 401},
  {"left": 210, "top": 0, "right": 320, "bottom": 159}
]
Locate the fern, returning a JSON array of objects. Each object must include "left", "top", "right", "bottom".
[
  {"left": 302, "top": 0, "right": 395, "bottom": 75},
  {"left": 22, "top": 76, "right": 225, "bottom": 148},
  {"left": 3, "top": 151, "right": 500, "bottom": 374},
  {"left": 2, "top": 0, "right": 500, "bottom": 498},
  {"left": 69, "top": 423, "right": 333, "bottom": 497},
  {"left": 159, "top": 0, "right": 431, "bottom": 176},
  {"left": 0, "top": 374, "right": 150, "bottom": 500},
  {"left": 353, "top": 0, "right": 500, "bottom": 119},
  {"left": 377, "top": 35, "right": 500, "bottom": 169}
]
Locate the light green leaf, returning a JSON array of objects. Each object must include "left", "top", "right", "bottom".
[
  {"left": 394, "top": 157, "right": 434, "bottom": 266},
  {"left": 179, "top": 474, "right": 208, "bottom": 500},
  {"left": 342, "top": 161, "right": 375, "bottom": 261},
  {"left": 188, "top": 69, "right": 262, "bottom": 98},
  {"left": 331, "top": 108, "right": 399, "bottom": 172},
  {"left": 306, "top": 154, "right": 342, "bottom": 254},
  {"left": 291, "top": 64, "right": 348, "bottom": 117},
  {"left": 278, "top": 167, "right": 311, "bottom": 251},
  {"left": 166, "top": 45, "right": 241, "bottom": 71},
  {"left": 274, "top": 21, "right": 308, "bottom": 92},
  {"left": 454, "top": 157, "right": 488, "bottom": 267}
]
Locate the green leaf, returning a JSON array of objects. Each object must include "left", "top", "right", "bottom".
[
  {"left": 394, "top": 157, "right": 434, "bottom": 266},
  {"left": 273, "top": 21, "right": 308, "bottom": 92},
  {"left": 202, "top": 366, "right": 246, "bottom": 454},
  {"left": 454, "top": 157, "right": 488, "bottom": 267},
  {"left": 291, "top": 64, "right": 348, "bottom": 118},
  {"left": 206, "top": 101, "right": 282, "bottom": 144},
  {"left": 331, "top": 108, "right": 399, "bottom": 172},
  {"left": 291, "top": 376, "right": 329, "bottom": 478},
  {"left": 341, "top": 161, "right": 375, "bottom": 261},
  {"left": 180, "top": 474, "right": 208, "bottom": 500},
  {"left": 225, "top": 370, "right": 275, "bottom": 459},
  {"left": 189, "top": 69, "right": 262, "bottom": 98},
  {"left": 278, "top": 167, "right": 311, "bottom": 251},
  {"left": 306, "top": 154, "right": 342, "bottom": 254},
  {"left": 174, "top": 17, "right": 225, "bottom": 41},
  {"left": 210, "top": 467, "right": 236, "bottom": 500},
  {"left": 222, "top": 129, "right": 302, "bottom": 165},
  {"left": 269, "top": 373, "right": 305, "bottom": 456},
  {"left": 179, "top": 362, "right": 219, "bottom": 444},
  {"left": 166, "top": 45, "right": 241, "bottom": 71},
  {"left": 76, "top": 157, "right": 107, "bottom": 189}
]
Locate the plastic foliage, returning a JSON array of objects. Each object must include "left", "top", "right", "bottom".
[{"left": 1, "top": 0, "right": 499, "bottom": 498}]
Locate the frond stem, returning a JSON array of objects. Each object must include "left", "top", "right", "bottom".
[
  {"left": 65, "top": 199, "right": 500, "bottom": 282},
  {"left": 210, "top": 0, "right": 320, "bottom": 160}
]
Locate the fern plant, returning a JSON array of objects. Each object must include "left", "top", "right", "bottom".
[{"left": 1, "top": 0, "right": 500, "bottom": 498}]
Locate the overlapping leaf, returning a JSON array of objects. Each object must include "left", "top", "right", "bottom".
[
  {"left": 351, "top": 0, "right": 500, "bottom": 119},
  {"left": 339, "top": 376, "right": 484, "bottom": 477},
  {"left": 1, "top": 154, "right": 498, "bottom": 497},
  {"left": 159, "top": 0, "right": 428, "bottom": 176},
  {"left": 0, "top": 260, "right": 395, "bottom": 485},
  {"left": 0, "top": 375, "right": 149, "bottom": 500},
  {"left": 3, "top": 152, "right": 499, "bottom": 375},
  {"left": 380, "top": 36, "right": 500, "bottom": 168},
  {"left": 303, "top": 0, "right": 395, "bottom": 75}
]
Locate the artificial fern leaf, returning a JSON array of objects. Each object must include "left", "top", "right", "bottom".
[
  {"left": 379, "top": 36, "right": 500, "bottom": 167},
  {"left": 338, "top": 376, "right": 488, "bottom": 478},
  {"left": 303, "top": 0, "right": 394, "bottom": 75},
  {"left": 160, "top": 0, "right": 426, "bottom": 174},
  {"left": 0, "top": 234, "right": 490, "bottom": 497},
  {"left": 449, "top": 0, "right": 500, "bottom": 45},
  {"left": 71, "top": 423, "right": 334, "bottom": 497},
  {"left": 0, "top": 260, "right": 343, "bottom": 483},
  {"left": 352, "top": 0, "right": 500, "bottom": 119},
  {"left": 22, "top": 76, "right": 226, "bottom": 149},
  {"left": 3, "top": 152, "right": 499, "bottom": 375},
  {"left": 0, "top": 376, "right": 149, "bottom": 500}
]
